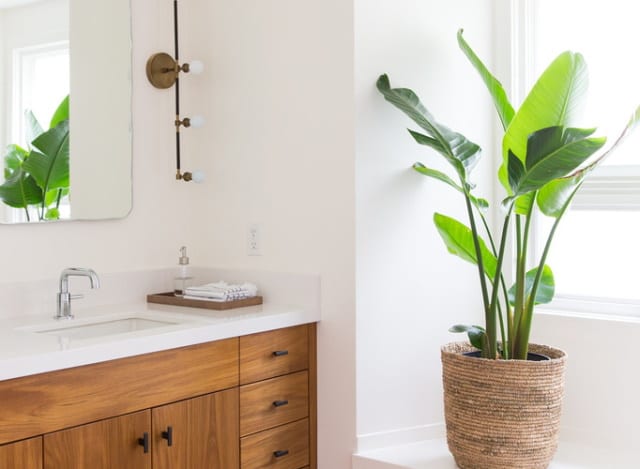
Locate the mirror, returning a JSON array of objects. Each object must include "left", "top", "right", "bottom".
[{"left": 0, "top": 0, "right": 131, "bottom": 223}]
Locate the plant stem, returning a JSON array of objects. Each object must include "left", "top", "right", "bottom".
[
  {"left": 496, "top": 302, "right": 509, "bottom": 359},
  {"left": 514, "top": 190, "right": 577, "bottom": 359},
  {"left": 511, "top": 215, "right": 523, "bottom": 357},
  {"left": 488, "top": 206, "right": 513, "bottom": 359},
  {"left": 513, "top": 204, "right": 535, "bottom": 358},
  {"left": 478, "top": 209, "right": 512, "bottom": 352},
  {"left": 463, "top": 194, "right": 495, "bottom": 358}
]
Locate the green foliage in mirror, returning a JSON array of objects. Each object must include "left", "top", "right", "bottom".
[{"left": 0, "top": 96, "right": 70, "bottom": 221}]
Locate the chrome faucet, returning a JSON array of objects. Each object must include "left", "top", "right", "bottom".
[{"left": 55, "top": 268, "right": 100, "bottom": 319}]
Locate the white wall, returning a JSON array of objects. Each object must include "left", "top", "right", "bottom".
[
  {"left": 354, "top": 0, "right": 495, "bottom": 449},
  {"left": 531, "top": 312, "right": 640, "bottom": 450},
  {"left": 181, "top": 1, "right": 357, "bottom": 468}
]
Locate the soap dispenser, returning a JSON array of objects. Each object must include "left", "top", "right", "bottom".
[{"left": 174, "top": 246, "right": 193, "bottom": 297}]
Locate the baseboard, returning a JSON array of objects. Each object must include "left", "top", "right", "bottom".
[{"left": 355, "top": 423, "right": 446, "bottom": 453}]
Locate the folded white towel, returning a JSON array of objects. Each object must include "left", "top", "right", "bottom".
[
  {"left": 184, "top": 281, "right": 258, "bottom": 302},
  {"left": 183, "top": 295, "right": 226, "bottom": 303}
]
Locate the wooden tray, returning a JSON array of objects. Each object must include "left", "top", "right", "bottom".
[{"left": 147, "top": 292, "right": 263, "bottom": 310}]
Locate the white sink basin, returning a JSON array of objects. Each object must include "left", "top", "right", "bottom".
[
  {"left": 35, "top": 317, "right": 179, "bottom": 341},
  {"left": 17, "top": 310, "right": 203, "bottom": 344}
]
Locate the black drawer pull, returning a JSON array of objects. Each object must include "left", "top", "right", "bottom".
[
  {"left": 272, "top": 350, "right": 289, "bottom": 357},
  {"left": 161, "top": 426, "right": 173, "bottom": 446},
  {"left": 272, "top": 399, "right": 289, "bottom": 407},
  {"left": 273, "top": 449, "right": 289, "bottom": 458},
  {"left": 138, "top": 432, "right": 149, "bottom": 453}
]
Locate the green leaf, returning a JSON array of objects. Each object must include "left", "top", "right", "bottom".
[
  {"left": 408, "top": 129, "right": 446, "bottom": 153},
  {"left": 537, "top": 105, "right": 640, "bottom": 217},
  {"left": 49, "top": 95, "right": 70, "bottom": 129},
  {"left": 377, "top": 74, "right": 482, "bottom": 181},
  {"left": 413, "top": 162, "right": 488, "bottom": 210},
  {"left": 433, "top": 212, "right": 497, "bottom": 280},
  {"left": 3, "top": 144, "right": 28, "bottom": 179},
  {"left": 508, "top": 265, "right": 555, "bottom": 306},
  {"left": 24, "top": 111, "right": 43, "bottom": 148},
  {"left": 501, "top": 52, "right": 588, "bottom": 198},
  {"left": 24, "top": 120, "right": 70, "bottom": 194},
  {"left": 537, "top": 174, "right": 584, "bottom": 217},
  {"left": 0, "top": 172, "right": 43, "bottom": 208},
  {"left": 44, "top": 207, "right": 60, "bottom": 220},
  {"left": 449, "top": 324, "right": 485, "bottom": 350},
  {"left": 510, "top": 126, "right": 605, "bottom": 195},
  {"left": 457, "top": 29, "right": 514, "bottom": 130},
  {"left": 507, "top": 149, "right": 525, "bottom": 193}
]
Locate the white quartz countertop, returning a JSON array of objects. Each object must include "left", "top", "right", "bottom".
[{"left": 0, "top": 300, "right": 320, "bottom": 381}]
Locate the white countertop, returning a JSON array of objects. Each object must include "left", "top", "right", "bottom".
[{"left": 0, "top": 300, "right": 319, "bottom": 381}]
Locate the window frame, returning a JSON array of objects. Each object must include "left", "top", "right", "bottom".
[{"left": 502, "top": 0, "right": 640, "bottom": 318}]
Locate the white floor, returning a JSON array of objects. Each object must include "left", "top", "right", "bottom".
[{"left": 352, "top": 438, "right": 637, "bottom": 469}]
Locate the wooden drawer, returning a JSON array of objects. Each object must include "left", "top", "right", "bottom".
[
  {"left": 241, "top": 419, "right": 309, "bottom": 469},
  {"left": 240, "top": 325, "right": 309, "bottom": 384},
  {"left": 240, "top": 371, "right": 309, "bottom": 436}
]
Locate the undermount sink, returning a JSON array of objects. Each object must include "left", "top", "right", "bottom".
[
  {"left": 15, "top": 310, "right": 202, "bottom": 343},
  {"left": 35, "top": 317, "right": 179, "bottom": 341}
]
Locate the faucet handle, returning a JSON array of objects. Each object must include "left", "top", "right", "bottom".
[{"left": 70, "top": 294, "right": 84, "bottom": 300}]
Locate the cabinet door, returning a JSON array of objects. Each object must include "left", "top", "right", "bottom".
[
  {"left": 152, "top": 388, "right": 239, "bottom": 469},
  {"left": 44, "top": 410, "right": 151, "bottom": 469},
  {"left": 0, "top": 437, "right": 42, "bottom": 469}
]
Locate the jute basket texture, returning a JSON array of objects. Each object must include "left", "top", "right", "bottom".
[{"left": 442, "top": 342, "right": 566, "bottom": 469}]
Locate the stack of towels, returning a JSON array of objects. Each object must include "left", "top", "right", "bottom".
[{"left": 184, "top": 281, "right": 258, "bottom": 302}]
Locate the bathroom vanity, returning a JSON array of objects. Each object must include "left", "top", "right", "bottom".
[{"left": 0, "top": 304, "right": 317, "bottom": 469}]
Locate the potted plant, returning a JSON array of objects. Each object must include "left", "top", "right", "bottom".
[{"left": 377, "top": 30, "right": 639, "bottom": 469}]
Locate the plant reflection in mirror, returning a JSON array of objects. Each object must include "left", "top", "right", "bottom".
[{"left": 0, "top": 95, "right": 70, "bottom": 221}]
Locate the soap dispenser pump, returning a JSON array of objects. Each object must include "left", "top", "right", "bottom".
[{"left": 174, "top": 246, "right": 193, "bottom": 297}]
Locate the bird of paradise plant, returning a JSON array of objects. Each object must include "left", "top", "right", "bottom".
[{"left": 377, "top": 30, "right": 640, "bottom": 359}]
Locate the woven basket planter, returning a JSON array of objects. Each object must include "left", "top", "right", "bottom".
[{"left": 442, "top": 342, "right": 566, "bottom": 469}]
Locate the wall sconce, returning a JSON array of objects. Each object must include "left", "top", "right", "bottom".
[{"left": 145, "top": 0, "right": 204, "bottom": 183}]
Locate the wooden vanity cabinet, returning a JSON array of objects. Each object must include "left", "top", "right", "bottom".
[
  {"left": 44, "top": 410, "right": 151, "bottom": 469},
  {"left": 0, "top": 323, "right": 316, "bottom": 469},
  {"left": 152, "top": 388, "right": 239, "bottom": 469},
  {"left": 0, "top": 436, "right": 42, "bottom": 469}
]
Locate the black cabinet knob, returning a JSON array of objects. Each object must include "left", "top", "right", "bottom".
[
  {"left": 273, "top": 449, "right": 289, "bottom": 458},
  {"left": 138, "top": 432, "right": 149, "bottom": 454},
  {"left": 161, "top": 426, "right": 173, "bottom": 447},
  {"left": 272, "top": 350, "right": 289, "bottom": 357},
  {"left": 272, "top": 399, "right": 289, "bottom": 407}
]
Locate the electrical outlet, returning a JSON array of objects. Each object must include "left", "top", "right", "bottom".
[{"left": 247, "top": 224, "right": 261, "bottom": 256}]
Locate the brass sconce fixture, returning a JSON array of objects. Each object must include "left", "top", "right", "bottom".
[{"left": 146, "top": 0, "right": 204, "bottom": 183}]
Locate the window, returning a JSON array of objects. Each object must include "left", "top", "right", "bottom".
[
  {"left": 518, "top": 0, "right": 640, "bottom": 315},
  {"left": 12, "top": 41, "right": 69, "bottom": 147}
]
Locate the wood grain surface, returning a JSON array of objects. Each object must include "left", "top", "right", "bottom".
[
  {"left": 240, "top": 325, "right": 308, "bottom": 385},
  {"left": 240, "top": 371, "right": 309, "bottom": 436},
  {"left": 0, "top": 338, "right": 238, "bottom": 445}
]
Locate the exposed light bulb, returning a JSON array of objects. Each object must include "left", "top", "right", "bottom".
[
  {"left": 191, "top": 170, "right": 205, "bottom": 184},
  {"left": 188, "top": 115, "right": 205, "bottom": 128},
  {"left": 186, "top": 60, "right": 204, "bottom": 75}
]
